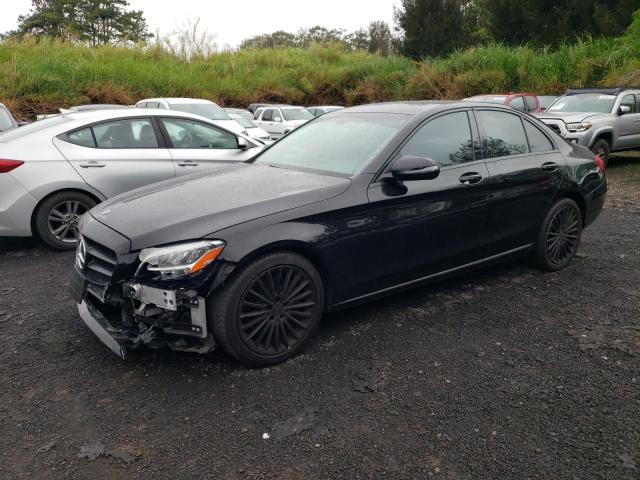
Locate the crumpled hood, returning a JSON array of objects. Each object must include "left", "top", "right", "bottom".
[
  {"left": 90, "top": 164, "right": 350, "bottom": 251},
  {"left": 533, "top": 111, "right": 609, "bottom": 124}
]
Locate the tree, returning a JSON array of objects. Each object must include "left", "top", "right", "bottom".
[
  {"left": 240, "top": 31, "right": 297, "bottom": 49},
  {"left": 479, "top": 0, "right": 640, "bottom": 47},
  {"left": 394, "top": 0, "right": 472, "bottom": 59},
  {"left": 367, "top": 21, "right": 393, "bottom": 55},
  {"left": 14, "top": 0, "right": 151, "bottom": 45}
]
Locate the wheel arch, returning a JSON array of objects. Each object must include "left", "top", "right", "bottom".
[
  {"left": 227, "top": 240, "right": 333, "bottom": 311},
  {"left": 557, "top": 191, "right": 587, "bottom": 226},
  {"left": 30, "top": 188, "right": 102, "bottom": 238},
  {"left": 589, "top": 130, "right": 613, "bottom": 149}
]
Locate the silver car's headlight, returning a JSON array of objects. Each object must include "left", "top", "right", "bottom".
[
  {"left": 139, "top": 240, "right": 225, "bottom": 279},
  {"left": 566, "top": 122, "right": 593, "bottom": 132}
]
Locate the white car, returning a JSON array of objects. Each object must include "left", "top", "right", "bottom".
[
  {"left": 0, "top": 108, "right": 262, "bottom": 250},
  {"left": 224, "top": 108, "right": 271, "bottom": 143},
  {"left": 136, "top": 98, "right": 246, "bottom": 135},
  {"left": 252, "top": 106, "right": 314, "bottom": 139}
]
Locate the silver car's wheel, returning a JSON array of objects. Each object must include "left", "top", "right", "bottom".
[
  {"left": 47, "top": 200, "right": 89, "bottom": 243},
  {"left": 34, "top": 191, "right": 97, "bottom": 251}
]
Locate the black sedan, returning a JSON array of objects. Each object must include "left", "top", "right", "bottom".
[{"left": 69, "top": 102, "right": 607, "bottom": 365}]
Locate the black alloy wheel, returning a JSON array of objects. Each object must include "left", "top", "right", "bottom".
[
  {"left": 209, "top": 251, "right": 324, "bottom": 366},
  {"left": 238, "top": 266, "right": 316, "bottom": 356},
  {"left": 532, "top": 198, "right": 583, "bottom": 271}
]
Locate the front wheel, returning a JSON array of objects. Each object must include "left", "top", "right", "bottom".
[
  {"left": 209, "top": 252, "right": 324, "bottom": 366},
  {"left": 531, "top": 198, "right": 583, "bottom": 271},
  {"left": 34, "top": 191, "right": 97, "bottom": 251},
  {"left": 591, "top": 138, "right": 610, "bottom": 166}
]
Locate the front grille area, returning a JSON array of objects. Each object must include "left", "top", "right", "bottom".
[{"left": 83, "top": 236, "right": 117, "bottom": 286}]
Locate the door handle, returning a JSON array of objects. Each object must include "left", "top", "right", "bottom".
[
  {"left": 541, "top": 162, "right": 559, "bottom": 172},
  {"left": 459, "top": 172, "right": 483, "bottom": 185},
  {"left": 79, "top": 161, "right": 105, "bottom": 168},
  {"left": 177, "top": 161, "right": 199, "bottom": 167}
]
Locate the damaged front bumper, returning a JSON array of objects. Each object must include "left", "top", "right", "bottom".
[{"left": 70, "top": 263, "right": 216, "bottom": 360}]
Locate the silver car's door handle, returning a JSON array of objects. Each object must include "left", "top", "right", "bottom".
[
  {"left": 177, "top": 161, "right": 199, "bottom": 167},
  {"left": 79, "top": 161, "right": 105, "bottom": 168}
]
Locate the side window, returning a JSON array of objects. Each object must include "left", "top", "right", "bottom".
[
  {"left": 524, "top": 120, "right": 554, "bottom": 153},
  {"left": 137, "top": 102, "right": 147, "bottom": 108},
  {"left": 399, "top": 111, "right": 474, "bottom": 167},
  {"left": 93, "top": 119, "right": 158, "bottom": 149},
  {"left": 146, "top": 102, "right": 160, "bottom": 109},
  {"left": 509, "top": 96, "right": 526, "bottom": 111},
  {"left": 477, "top": 110, "right": 529, "bottom": 158},
  {"left": 67, "top": 128, "right": 96, "bottom": 148},
  {"left": 253, "top": 109, "right": 263, "bottom": 121},
  {"left": 0, "top": 107, "right": 15, "bottom": 131},
  {"left": 273, "top": 109, "right": 283, "bottom": 122},
  {"left": 262, "top": 109, "right": 273, "bottom": 121},
  {"left": 525, "top": 96, "right": 538, "bottom": 112},
  {"left": 161, "top": 118, "right": 238, "bottom": 149},
  {"left": 620, "top": 94, "right": 637, "bottom": 113}
]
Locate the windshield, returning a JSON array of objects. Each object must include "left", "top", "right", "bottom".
[
  {"left": 170, "top": 103, "right": 232, "bottom": 121},
  {"left": 232, "top": 116, "right": 256, "bottom": 128},
  {"left": 254, "top": 113, "right": 408, "bottom": 176},
  {"left": 282, "top": 108, "right": 314, "bottom": 121},
  {"left": 0, "top": 108, "right": 14, "bottom": 131},
  {"left": 469, "top": 95, "right": 507, "bottom": 104},
  {"left": 0, "top": 115, "right": 71, "bottom": 142},
  {"left": 548, "top": 94, "right": 616, "bottom": 113}
]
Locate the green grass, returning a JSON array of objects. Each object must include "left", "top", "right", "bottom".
[{"left": 1, "top": 15, "right": 639, "bottom": 120}]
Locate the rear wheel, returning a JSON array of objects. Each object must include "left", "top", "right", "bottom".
[
  {"left": 591, "top": 138, "right": 610, "bottom": 166},
  {"left": 531, "top": 198, "right": 583, "bottom": 271},
  {"left": 209, "top": 252, "right": 324, "bottom": 366},
  {"left": 34, "top": 191, "right": 96, "bottom": 251}
]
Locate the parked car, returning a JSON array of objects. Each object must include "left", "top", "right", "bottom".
[
  {"left": 36, "top": 104, "right": 130, "bottom": 121},
  {"left": 0, "top": 103, "right": 22, "bottom": 132},
  {"left": 307, "top": 106, "right": 345, "bottom": 117},
  {"left": 253, "top": 106, "right": 314, "bottom": 138},
  {"left": 534, "top": 87, "right": 640, "bottom": 165},
  {"left": 69, "top": 101, "right": 606, "bottom": 365},
  {"left": 224, "top": 108, "right": 254, "bottom": 121},
  {"left": 248, "top": 103, "right": 280, "bottom": 114},
  {"left": 0, "top": 108, "right": 262, "bottom": 250},
  {"left": 136, "top": 98, "right": 245, "bottom": 135},
  {"left": 465, "top": 93, "right": 542, "bottom": 113},
  {"left": 224, "top": 109, "right": 271, "bottom": 143},
  {"left": 538, "top": 95, "right": 560, "bottom": 111}
]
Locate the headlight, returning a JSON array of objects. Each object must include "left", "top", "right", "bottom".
[
  {"left": 139, "top": 240, "right": 225, "bottom": 279},
  {"left": 566, "top": 122, "right": 593, "bottom": 132}
]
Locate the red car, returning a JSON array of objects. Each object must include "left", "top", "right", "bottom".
[{"left": 465, "top": 93, "right": 543, "bottom": 113}]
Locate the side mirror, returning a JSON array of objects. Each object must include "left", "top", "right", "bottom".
[
  {"left": 274, "top": 117, "right": 282, "bottom": 123},
  {"left": 237, "top": 137, "right": 248, "bottom": 149},
  {"left": 391, "top": 156, "right": 440, "bottom": 181},
  {"left": 619, "top": 105, "right": 632, "bottom": 115}
]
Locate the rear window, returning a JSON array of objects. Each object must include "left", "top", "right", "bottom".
[{"left": 0, "top": 115, "right": 71, "bottom": 142}]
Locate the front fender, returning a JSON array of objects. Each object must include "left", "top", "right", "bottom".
[{"left": 587, "top": 127, "right": 614, "bottom": 148}]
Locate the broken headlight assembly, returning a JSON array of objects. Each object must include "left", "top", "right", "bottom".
[{"left": 138, "top": 240, "right": 225, "bottom": 280}]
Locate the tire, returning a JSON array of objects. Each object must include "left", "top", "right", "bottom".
[
  {"left": 34, "top": 191, "right": 97, "bottom": 251},
  {"left": 591, "top": 138, "right": 610, "bottom": 166},
  {"left": 209, "top": 251, "right": 324, "bottom": 366},
  {"left": 531, "top": 198, "right": 583, "bottom": 272}
]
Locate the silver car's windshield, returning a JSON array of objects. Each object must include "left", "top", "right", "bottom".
[
  {"left": 548, "top": 94, "right": 616, "bottom": 113},
  {"left": 170, "top": 103, "right": 231, "bottom": 121},
  {"left": 254, "top": 113, "right": 408, "bottom": 176},
  {"left": 282, "top": 109, "right": 314, "bottom": 121},
  {"left": 0, "top": 115, "right": 71, "bottom": 142},
  {"left": 469, "top": 95, "right": 507, "bottom": 104}
]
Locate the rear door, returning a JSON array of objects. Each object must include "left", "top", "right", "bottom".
[
  {"left": 476, "top": 108, "right": 564, "bottom": 254},
  {"left": 55, "top": 117, "right": 175, "bottom": 198},
  {"left": 159, "top": 117, "right": 257, "bottom": 175},
  {"left": 256, "top": 108, "right": 276, "bottom": 134}
]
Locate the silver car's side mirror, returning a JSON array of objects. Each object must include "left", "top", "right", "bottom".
[
  {"left": 237, "top": 137, "right": 248, "bottom": 149},
  {"left": 619, "top": 105, "right": 632, "bottom": 115}
]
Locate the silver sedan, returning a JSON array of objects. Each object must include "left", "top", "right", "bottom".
[{"left": 0, "top": 108, "right": 263, "bottom": 250}]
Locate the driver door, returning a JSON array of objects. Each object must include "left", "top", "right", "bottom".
[
  {"left": 159, "top": 117, "right": 256, "bottom": 176},
  {"left": 616, "top": 94, "right": 640, "bottom": 149}
]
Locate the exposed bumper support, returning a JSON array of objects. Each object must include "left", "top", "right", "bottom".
[{"left": 78, "top": 300, "right": 128, "bottom": 360}]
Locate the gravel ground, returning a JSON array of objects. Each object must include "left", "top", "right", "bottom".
[{"left": 0, "top": 157, "right": 639, "bottom": 479}]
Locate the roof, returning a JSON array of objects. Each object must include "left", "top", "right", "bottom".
[
  {"left": 138, "top": 98, "right": 217, "bottom": 105},
  {"left": 566, "top": 87, "right": 640, "bottom": 95},
  {"left": 344, "top": 101, "right": 463, "bottom": 115}
]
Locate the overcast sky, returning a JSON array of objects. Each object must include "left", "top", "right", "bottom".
[{"left": 1, "top": 0, "right": 399, "bottom": 48}]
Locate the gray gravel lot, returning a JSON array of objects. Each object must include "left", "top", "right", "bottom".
[{"left": 0, "top": 157, "right": 639, "bottom": 479}]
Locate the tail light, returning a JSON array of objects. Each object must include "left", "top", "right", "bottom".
[
  {"left": 594, "top": 154, "right": 605, "bottom": 173},
  {"left": 0, "top": 159, "right": 24, "bottom": 173}
]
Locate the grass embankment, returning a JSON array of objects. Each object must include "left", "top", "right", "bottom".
[{"left": 1, "top": 11, "right": 639, "bottom": 120}]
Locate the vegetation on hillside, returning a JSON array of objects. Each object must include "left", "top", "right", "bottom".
[{"left": 2, "top": 9, "right": 639, "bottom": 120}]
